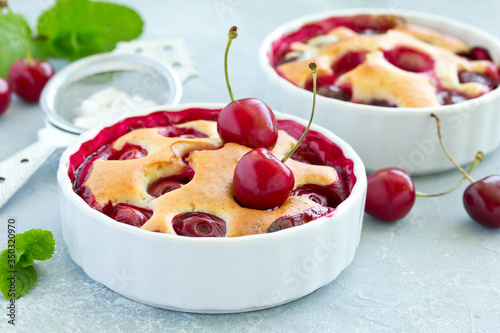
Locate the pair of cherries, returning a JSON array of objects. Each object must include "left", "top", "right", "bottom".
[
  {"left": 365, "top": 114, "right": 500, "bottom": 228},
  {"left": 169, "top": 27, "right": 319, "bottom": 236},
  {"left": 219, "top": 26, "right": 319, "bottom": 211}
]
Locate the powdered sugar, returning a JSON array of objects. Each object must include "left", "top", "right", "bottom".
[{"left": 73, "top": 87, "right": 156, "bottom": 129}]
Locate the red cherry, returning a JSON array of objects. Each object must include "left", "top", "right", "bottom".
[
  {"left": 457, "top": 47, "right": 493, "bottom": 61},
  {"left": 147, "top": 166, "right": 194, "bottom": 198},
  {"left": 0, "top": 77, "right": 11, "bottom": 116},
  {"left": 365, "top": 167, "right": 416, "bottom": 222},
  {"left": 7, "top": 58, "right": 55, "bottom": 102},
  {"left": 363, "top": 99, "right": 397, "bottom": 107},
  {"left": 219, "top": 27, "right": 278, "bottom": 150},
  {"left": 469, "top": 47, "right": 492, "bottom": 61},
  {"left": 458, "top": 70, "right": 499, "bottom": 89},
  {"left": 217, "top": 98, "right": 278, "bottom": 149},
  {"left": 147, "top": 179, "right": 185, "bottom": 198},
  {"left": 108, "top": 145, "right": 147, "bottom": 160},
  {"left": 172, "top": 212, "right": 226, "bottom": 237},
  {"left": 292, "top": 185, "right": 329, "bottom": 206},
  {"left": 108, "top": 204, "right": 152, "bottom": 227},
  {"left": 316, "top": 85, "right": 351, "bottom": 101},
  {"left": 463, "top": 175, "right": 500, "bottom": 228},
  {"left": 304, "top": 73, "right": 336, "bottom": 91},
  {"left": 267, "top": 206, "right": 334, "bottom": 232},
  {"left": 233, "top": 148, "right": 294, "bottom": 210},
  {"left": 437, "top": 90, "right": 469, "bottom": 105},
  {"left": 331, "top": 50, "right": 368, "bottom": 76},
  {"left": 158, "top": 125, "right": 208, "bottom": 138},
  {"left": 383, "top": 47, "right": 435, "bottom": 73},
  {"left": 117, "top": 149, "right": 147, "bottom": 160},
  {"left": 291, "top": 183, "right": 347, "bottom": 208}
]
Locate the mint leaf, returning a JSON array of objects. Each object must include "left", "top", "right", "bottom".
[
  {"left": 0, "top": 11, "right": 44, "bottom": 78},
  {"left": 0, "top": 229, "right": 54, "bottom": 300},
  {"left": 37, "top": 0, "right": 143, "bottom": 60},
  {"left": 15, "top": 229, "right": 55, "bottom": 268},
  {"left": 0, "top": 251, "right": 37, "bottom": 300}
]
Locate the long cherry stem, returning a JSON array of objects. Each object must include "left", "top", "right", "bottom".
[
  {"left": 282, "top": 62, "right": 317, "bottom": 163},
  {"left": 224, "top": 26, "right": 238, "bottom": 103},
  {"left": 416, "top": 151, "right": 483, "bottom": 197},
  {"left": 430, "top": 113, "right": 475, "bottom": 183}
]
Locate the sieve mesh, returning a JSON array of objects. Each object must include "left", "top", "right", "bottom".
[{"left": 40, "top": 54, "right": 182, "bottom": 134}]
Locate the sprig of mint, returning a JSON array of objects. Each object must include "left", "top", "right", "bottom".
[
  {"left": 0, "top": 0, "right": 143, "bottom": 77},
  {"left": 36, "top": 0, "right": 144, "bottom": 60},
  {"left": 0, "top": 229, "right": 55, "bottom": 300}
]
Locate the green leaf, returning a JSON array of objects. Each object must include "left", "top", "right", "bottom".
[
  {"left": 0, "top": 229, "right": 54, "bottom": 300},
  {"left": 37, "top": 0, "right": 144, "bottom": 60},
  {"left": 0, "top": 250, "right": 38, "bottom": 300},
  {"left": 0, "top": 11, "right": 44, "bottom": 78},
  {"left": 15, "top": 229, "right": 55, "bottom": 267}
]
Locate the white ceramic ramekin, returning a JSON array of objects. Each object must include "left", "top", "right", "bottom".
[
  {"left": 258, "top": 9, "right": 500, "bottom": 175},
  {"left": 57, "top": 103, "right": 367, "bottom": 313}
]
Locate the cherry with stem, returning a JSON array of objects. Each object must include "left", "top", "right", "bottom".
[
  {"left": 430, "top": 113, "right": 500, "bottom": 228},
  {"left": 224, "top": 26, "right": 237, "bottom": 102},
  {"left": 416, "top": 151, "right": 484, "bottom": 197},
  {"left": 233, "top": 63, "right": 319, "bottom": 210},
  {"left": 365, "top": 115, "right": 485, "bottom": 223},
  {"left": 281, "top": 63, "right": 318, "bottom": 164},
  {"left": 217, "top": 26, "right": 278, "bottom": 150}
]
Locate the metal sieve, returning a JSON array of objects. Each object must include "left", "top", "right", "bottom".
[{"left": 41, "top": 53, "right": 182, "bottom": 134}]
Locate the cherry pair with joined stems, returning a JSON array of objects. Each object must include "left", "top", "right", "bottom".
[
  {"left": 160, "top": 26, "right": 322, "bottom": 237},
  {"left": 365, "top": 113, "right": 500, "bottom": 228},
  {"left": 218, "top": 26, "right": 319, "bottom": 210}
]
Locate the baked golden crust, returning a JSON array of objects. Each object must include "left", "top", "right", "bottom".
[
  {"left": 393, "top": 24, "right": 469, "bottom": 52},
  {"left": 336, "top": 51, "right": 440, "bottom": 107},
  {"left": 277, "top": 23, "right": 493, "bottom": 107},
  {"left": 83, "top": 120, "right": 342, "bottom": 237},
  {"left": 83, "top": 121, "right": 222, "bottom": 208}
]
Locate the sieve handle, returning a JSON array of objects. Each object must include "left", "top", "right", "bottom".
[
  {"left": 0, "top": 140, "right": 57, "bottom": 210},
  {"left": 114, "top": 38, "right": 197, "bottom": 82}
]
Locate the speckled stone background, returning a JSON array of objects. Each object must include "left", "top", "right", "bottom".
[{"left": 1, "top": 0, "right": 499, "bottom": 332}]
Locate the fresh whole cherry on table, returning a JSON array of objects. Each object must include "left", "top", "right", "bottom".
[
  {"left": 365, "top": 114, "right": 500, "bottom": 228},
  {"left": 463, "top": 175, "right": 500, "bottom": 228},
  {"left": 8, "top": 58, "right": 55, "bottom": 102},
  {"left": 365, "top": 167, "right": 416, "bottom": 223}
]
